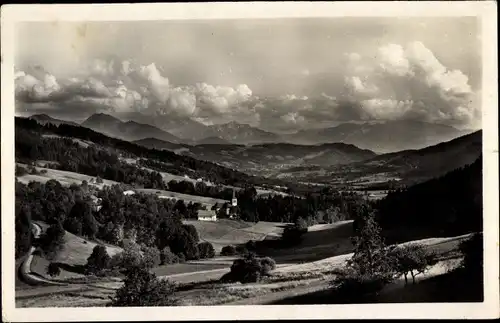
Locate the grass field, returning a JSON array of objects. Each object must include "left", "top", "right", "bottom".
[
  {"left": 16, "top": 164, "right": 120, "bottom": 189},
  {"left": 137, "top": 188, "right": 230, "bottom": 208},
  {"left": 182, "top": 219, "right": 285, "bottom": 252}
]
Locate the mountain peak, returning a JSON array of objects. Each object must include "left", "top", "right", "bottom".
[{"left": 83, "top": 113, "right": 123, "bottom": 124}]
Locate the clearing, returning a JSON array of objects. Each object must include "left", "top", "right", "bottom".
[
  {"left": 182, "top": 219, "right": 286, "bottom": 252},
  {"left": 16, "top": 164, "right": 120, "bottom": 189}
]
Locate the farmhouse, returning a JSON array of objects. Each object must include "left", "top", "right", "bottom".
[
  {"left": 197, "top": 210, "right": 217, "bottom": 222},
  {"left": 90, "top": 195, "right": 102, "bottom": 212}
]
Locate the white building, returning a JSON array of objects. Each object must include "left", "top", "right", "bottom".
[
  {"left": 197, "top": 210, "right": 217, "bottom": 222},
  {"left": 90, "top": 195, "right": 103, "bottom": 212},
  {"left": 123, "top": 190, "right": 136, "bottom": 196}
]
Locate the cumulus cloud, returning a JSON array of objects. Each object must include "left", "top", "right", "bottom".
[
  {"left": 343, "top": 41, "right": 478, "bottom": 127},
  {"left": 16, "top": 41, "right": 479, "bottom": 131},
  {"left": 15, "top": 59, "right": 255, "bottom": 118}
]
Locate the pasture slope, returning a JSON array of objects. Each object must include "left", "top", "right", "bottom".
[
  {"left": 26, "top": 223, "right": 122, "bottom": 284},
  {"left": 182, "top": 219, "right": 286, "bottom": 252}
]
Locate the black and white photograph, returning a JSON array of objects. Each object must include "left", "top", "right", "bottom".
[{"left": 1, "top": 2, "right": 498, "bottom": 321}]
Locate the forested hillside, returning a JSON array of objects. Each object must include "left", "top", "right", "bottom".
[
  {"left": 15, "top": 117, "right": 283, "bottom": 188},
  {"left": 375, "top": 156, "right": 482, "bottom": 242}
]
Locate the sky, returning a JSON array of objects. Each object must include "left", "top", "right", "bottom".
[{"left": 14, "top": 17, "right": 482, "bottom": 132}]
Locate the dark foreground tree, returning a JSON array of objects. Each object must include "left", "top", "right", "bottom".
[
  {"left": 38, "top": 222, "right": 66, "bottom": 260},
  {"left": 455, "top": 232, "right": 483, "bottom": 299},
  {"left": 110, "top": 266, "right": 177, "bottom": 306},
  {"left": 15, "top": 203, "right": 32, "bottom": 259}
]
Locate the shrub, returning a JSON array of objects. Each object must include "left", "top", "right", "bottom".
[
  {"left": 46, "top": 262, "right": 61, "bottom": 277},
  {"left": 235, "top": 245, "right": 248, "bottom": 255},
  {"left": 223, "top": 254, "right": 277, "bottom": 284},
  {"left": 110, "top": 266, "right": 177, "bottom": 306},
  {"left": 281, "top": 225, "right": 307, "bottom": 247},
  {"left": 245, "top": 240, "right": 257, "bottom": 252},
  {"left": 141, "top": 245, "right": 161, "bottom": 268},
  {"left": 160, "top": 247, "right": 181, "bottom": 265},
  {"left": 15, "top": 165, "right": 28, "bottom": 176},
  {"left": 220, "top": 245, "right": 237, "bottom": 256},
  {"left": 198, "top": 242, "right": 216, "bottom": 259},
  {"left": 85, "top": 245, "right": 111, "bottom": 275},
  {"left": 259, "top": 257, "right": 276, "bottom": 275},
  {"left": 112, "top": 240, "right": 143, "bottom": 269}
]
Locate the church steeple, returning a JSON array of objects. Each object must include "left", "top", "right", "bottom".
[{"left": 231, "top": 189, "right": 238, "bottom": 207}]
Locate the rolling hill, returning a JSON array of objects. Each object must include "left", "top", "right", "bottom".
[
  {"left": 133, "top": 138, "right": 377, "bottom": 176},
  {"left": 81, "top": 113, "right": 183, "bottom": 144},
  {"left": 277, "top": 130, "right": 482, "bottom": 188},
  {"left": 195, "top": 136, "right": 232, "bottom": 145}
]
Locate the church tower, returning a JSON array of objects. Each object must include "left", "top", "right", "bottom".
[{"left": 231, "top": 189, "right": 238, "bottom": 207}]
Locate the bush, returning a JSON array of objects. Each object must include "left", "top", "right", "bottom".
[
  {"left": 223, "top": 254, "right": 277, "bottom": 284},
  {"left": 198, "top": 242, "right": 216, "bottom": 259},
  {"left": 281, "top": 224, "right": 307, "bottom": 247},
  {"left": 110, "top": 266, "right": 177, "bottom": 306},
  {"left": 46, "top": 262, "right": 61, "bottom": 277},
  {"left": 235, "top": 245, "right": 248, "bottom": 255},
  {"left": 220, "top": 245, "right": 237, "bottom": 256},
  {"left": 85, "top": 245, "right": 111, "bottom": 275},
  {"left": 160, "top": 247, "right": 181, "bottom": 265},
  {"left": 141, "top": 245, "right": 161, "bottom": 268},
  {"left": 15, "top": 165, "right": 28, "bottom": 176},
  {"left": 245, "top": 240, "right": 257, "bottom": 252},
  {"left": 259, "top": 257, "right": 276, "bottom": 275}
]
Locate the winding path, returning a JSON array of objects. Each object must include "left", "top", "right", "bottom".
[{"left": 18, "top": 223, "right": 67, "bottom": 287}]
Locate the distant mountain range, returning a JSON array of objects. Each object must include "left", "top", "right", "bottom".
[
  {"left": 28, "top": 114, "right": 80, "bottom": 127},
  {"left": 80, "top": 113, "right": 184, "bottom": 144},
  {"left": 29, "top": 112, "right": 472, "bottom": 154},
  {"left": 286, "top": 120, "right": 471, "bottom": 153}
]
